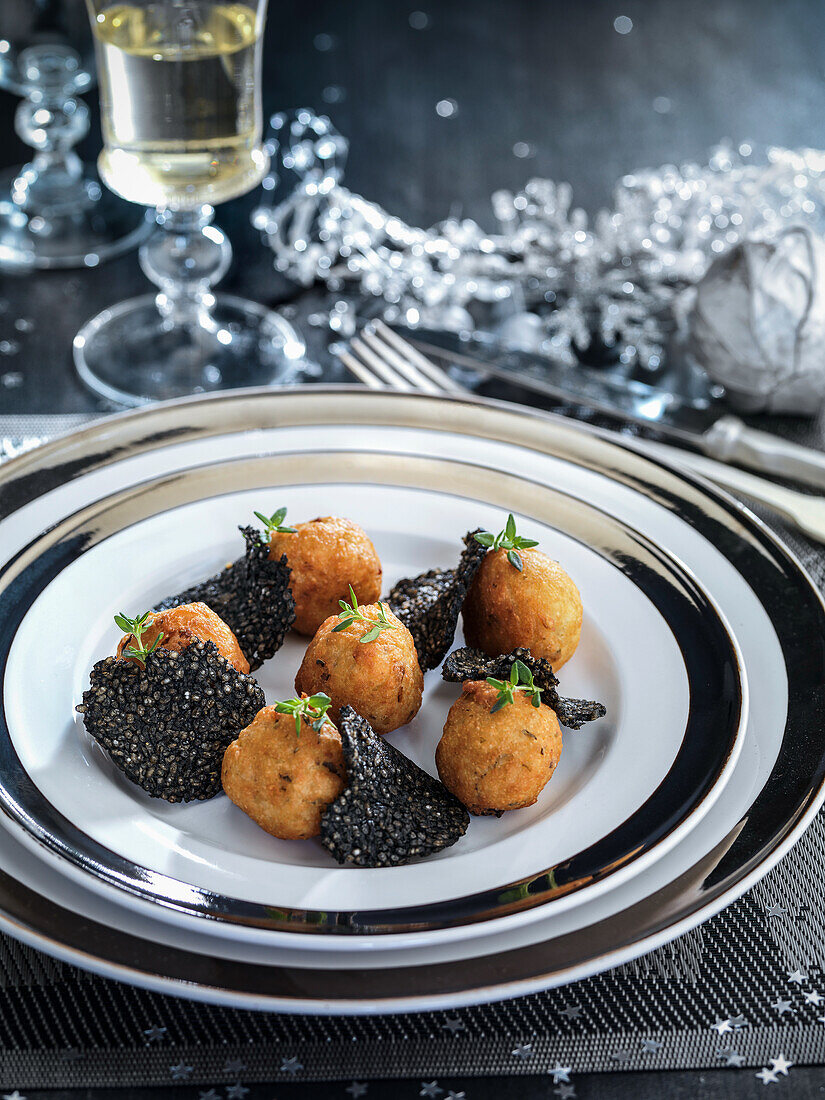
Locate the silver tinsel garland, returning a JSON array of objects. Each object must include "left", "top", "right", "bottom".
[{"left": 252, "top": 110, "right": 825, "bottom": 374}]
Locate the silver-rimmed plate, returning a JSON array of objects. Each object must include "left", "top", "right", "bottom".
[
  {"left": 0, "top": 392, "right": 745, "bottom": 948},
  {"left": 0, "top": 390, "right": 820, "bottom": 1011}
]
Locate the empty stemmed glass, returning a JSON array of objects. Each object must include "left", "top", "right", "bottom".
[
  {"left": 73, "top": 0, "right": 304, "bottom": 406},
  {"left": 0, "top": 0, "right": 150, "bottom": 271}
]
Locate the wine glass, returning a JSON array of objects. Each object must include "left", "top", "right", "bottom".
[
  {"left": 73, "top": 0, "right": 305, "bottom": 406},
  {"left": 0, "top": 0, "right": 150, "bottom": 271}
]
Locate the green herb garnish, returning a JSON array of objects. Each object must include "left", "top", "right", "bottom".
[
  {"left": 114, "top": 611, "right": 164, "bottom": 667},
  {"left": 332, "top": 585, "right": 396, "bottom": 644},
  {"left": 273, "top": 693, "right": 334, "bottom": 736},
  {"left": 486, "top": 659, "right": 543, "bottom": 712},
  {"left": 254, "top": 506, "right": 297, "bottom": 536},
  {"left": 474, "top": 513, "right": 539, "bottom": 571}
]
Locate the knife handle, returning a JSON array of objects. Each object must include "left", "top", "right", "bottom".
[{"left": 701, "top": 415, "right": 825, "bottom": 492}]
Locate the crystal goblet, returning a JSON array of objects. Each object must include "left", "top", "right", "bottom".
[
  {"left": 0, "top": 0, "right": 149, "bottom": 271},
  {"left": 73, "top": 0, "right": 304, "bottom": 407}
]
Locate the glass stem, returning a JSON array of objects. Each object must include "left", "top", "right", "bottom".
[
  {"left": 139, "top": 206, "right": 232, "bottom": 329},
  {"left": 12, "top": 45, "right": 91, "bottom": 217}
]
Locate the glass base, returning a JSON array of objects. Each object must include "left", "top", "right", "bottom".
[
  {"left": 73, "top": 292, "right": 306, "bottom": 407},
  {"left": 0, "top": 167, "right": 152, "bottom": 272}
]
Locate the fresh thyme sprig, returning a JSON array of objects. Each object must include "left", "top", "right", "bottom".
[
  {"left": 254, "top": 506, "right": 297, "bottom": 536},
  {"left": 273, "top": 693, "right": 334, "bottom": 736},
  {"left": 486, "top": 658, "right": 543, "bottom": 712},
  {"left": 474, "top": 513, "right": 539, "bottom": 571},
  {"left": 114, "top": 611, "right": 164, "bottom": 667},
  {"left": 332, "top": 585, "right": 396, "bottom": 644}
]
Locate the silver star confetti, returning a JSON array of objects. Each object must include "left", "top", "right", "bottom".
[
  {"left": 555, "top": 1087, "right": 577, "bottom": 1100},
  {"left": 550, "top": 1064, "right": 572, "bottom": 1084},
  {"left": 804, "top": 990, "right": 823, "bottom": 1005},
  {"left": 756, "top": 1068, "right": 779, "bottom": 1085},
  {"left": 511, "top": 1044, "right": 533, "bottom": 1060},
  {"left": 641, "top": 1039, "right": 662, "bottom": 1053},
  {"left": 346, "top": 1084, "right": 369, "bottom": 1098},
  {"left": 441, "top": 1017, "right": 466, "bottom": 1034},
  {"left": 788, "top": 969, "right": 808, "bottom": 984},
  {"left": 611, "top": 1048, "right": 632, "bottom": 1063},
  {"left": 223, "top": 1060, "right": 247, "bottom": 1074},
  {"left": 770, "top": 1054, "right": 793, "bottom": 1076},
  {"left": 2, "top": 1092, "right": 26, "bottom": 1100},
  {"left": 419, "top": 1084, "right": 443, "bottom": 1099},
  {"left": 169, "top": 1063, "right": 193, "bottom": 1081},
  {"left": 766, "top": 903, "right": 789, "bottom": 918},
  {"left": 771, "top": 999, "right": 794, "bottom": 1015},
  {"left": 445, "top": 1093, "right": 465, "bottom": 1100},
  {"left": 717, "top": 1049, "right": 746, "bottom": 1067},
  {"left": 144, "top": 1026, "right": 167, "bottom": 1042},
  {"left": 198, "top": 1091, "right": 221, "bottom": 1100},
  {"left": 729, "top": 1015, "right": 748, "bottom": 1029},
  {"left": 559, "top": 1004, "right": 582, "bottom": 1020},
  {"left": 711, "top": 1019, "right": 733, "bottom": 1034},
  {"left": 280, "top": 1057, "right": 303, "bottom": 1076},
  {"left": 226, "top": 1087, "right": 249, "bottom": 1100}
]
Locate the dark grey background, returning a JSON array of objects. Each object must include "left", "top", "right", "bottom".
[
  {"left": 3, "top": 1, "right": 825, "bottom": 1095},
  {"left": 4, "top": 0, "right": 825, "bottom": 414}
]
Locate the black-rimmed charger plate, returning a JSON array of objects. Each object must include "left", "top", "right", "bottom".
[{"left": 0, "top": 389, "right": 819, "bottom": 1011}]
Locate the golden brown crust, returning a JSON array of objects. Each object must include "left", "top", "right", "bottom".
[
  {"left": 116, "top": 602, "right": 250, "bottom": 675},
  {"left": 435, "top": 680, "right": 563, "bottom": 815},
  {"left": 461, "top": 548, "right": 582, "bottom": 669},
  {"left": 221, "top": 705, "right": 346, "bottom": 840},
  {"left": 268, "top": 516, "right": 382, "bottom": 636},
  {"left": 295, "top": 604, "right": 424, "bottom": 735}
]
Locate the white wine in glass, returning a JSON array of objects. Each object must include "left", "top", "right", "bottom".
[{"left": 74, "top": 0, "right": 304, "bottom": 407}]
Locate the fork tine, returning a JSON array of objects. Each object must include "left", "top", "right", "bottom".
[
  {"left": 349, "top": 336, "right": 415, "bottom": 391},
  {"left": 371, "top": 320, "right": 468, "bottom": 395},
  {"left": 360, "top": 326, "right": 443, "bottom": 395},
  {"left": 338, "top": 349, "right": 388, "bottom": 390}
]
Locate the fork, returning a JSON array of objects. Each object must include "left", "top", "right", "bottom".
[{"left": 339, "top": 321, "right": 825, "bottom": 546}]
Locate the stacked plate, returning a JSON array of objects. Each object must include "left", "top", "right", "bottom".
[{"left": 1, "top": 388, "right": 824, "bottom": 1014}]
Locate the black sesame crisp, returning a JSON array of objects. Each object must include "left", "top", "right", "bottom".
[
  {"left": 320, "top": 706, "right": 469, "bottom": 867},
  {"left": 156, "top": 525, "right": 295, "bottom": 671},
  {"left": 77, "top": 640, "right": 265, "bottom": 802},
  {"left": 387, "top": 530, "right": 487, "bottom": 671},
  {"left": 442, "top": 646, "right": 607, "bottom": 730}
]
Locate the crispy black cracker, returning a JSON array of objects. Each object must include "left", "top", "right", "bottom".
[
  {"left": 387, "top": 529, "right": 487, "bottom": 672},
  {"left": 442, "top": 646, "right": 607, "bottom": 730},
  {"left": 77, "top": 641, "right": 265, "bottom": 803},
  {"left": 320, "top": 706, "right": 469, "bottom": 867},
  {"left": 156, "top": 525, "right": 295, "bottom": 671}
]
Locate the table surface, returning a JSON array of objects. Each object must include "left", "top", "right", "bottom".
[{"left": 3, "top": 1, "right": 825, "bottom": 1095}]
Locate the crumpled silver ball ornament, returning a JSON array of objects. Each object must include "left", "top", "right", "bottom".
[{"left": 690, "top": 226, "right": 825, "bottom": 415}]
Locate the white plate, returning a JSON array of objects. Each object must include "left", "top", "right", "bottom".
[{"left": 0, "top": 419, "right": 744, "bottom": 947}]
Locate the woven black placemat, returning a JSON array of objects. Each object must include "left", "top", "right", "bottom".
[{"left": 0, "top": 414, "right": 823, "bottom": 1089}]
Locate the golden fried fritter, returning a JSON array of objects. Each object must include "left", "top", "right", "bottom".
[
  {"left": 269, "top": 516, "right": 382, "bottom": 635},
  {"left": 295, "top": 604, "right": 424, "bottom": 735},
  {"left": 462, "top": 548, "right": 582, "bottom": 669},
  {"left": 222, "top": 705, "right": 346, "bottom": 840},
  {"left": 436, "top": 680, "right": 563, "bottom": 815},
  {"left": 116, "top": 602, "right": 250, "bottom": 674}
]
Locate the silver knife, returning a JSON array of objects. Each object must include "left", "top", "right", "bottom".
[{"left": 404, "top": 329, "right": 825, "bottom": 492}]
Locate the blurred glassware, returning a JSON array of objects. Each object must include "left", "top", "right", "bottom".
[
  {"left": 0, "top": 0, "right": 150, "bottom": 271},
  {"left": 73, "top": 0, "right": 304, "bottom": 407}
]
